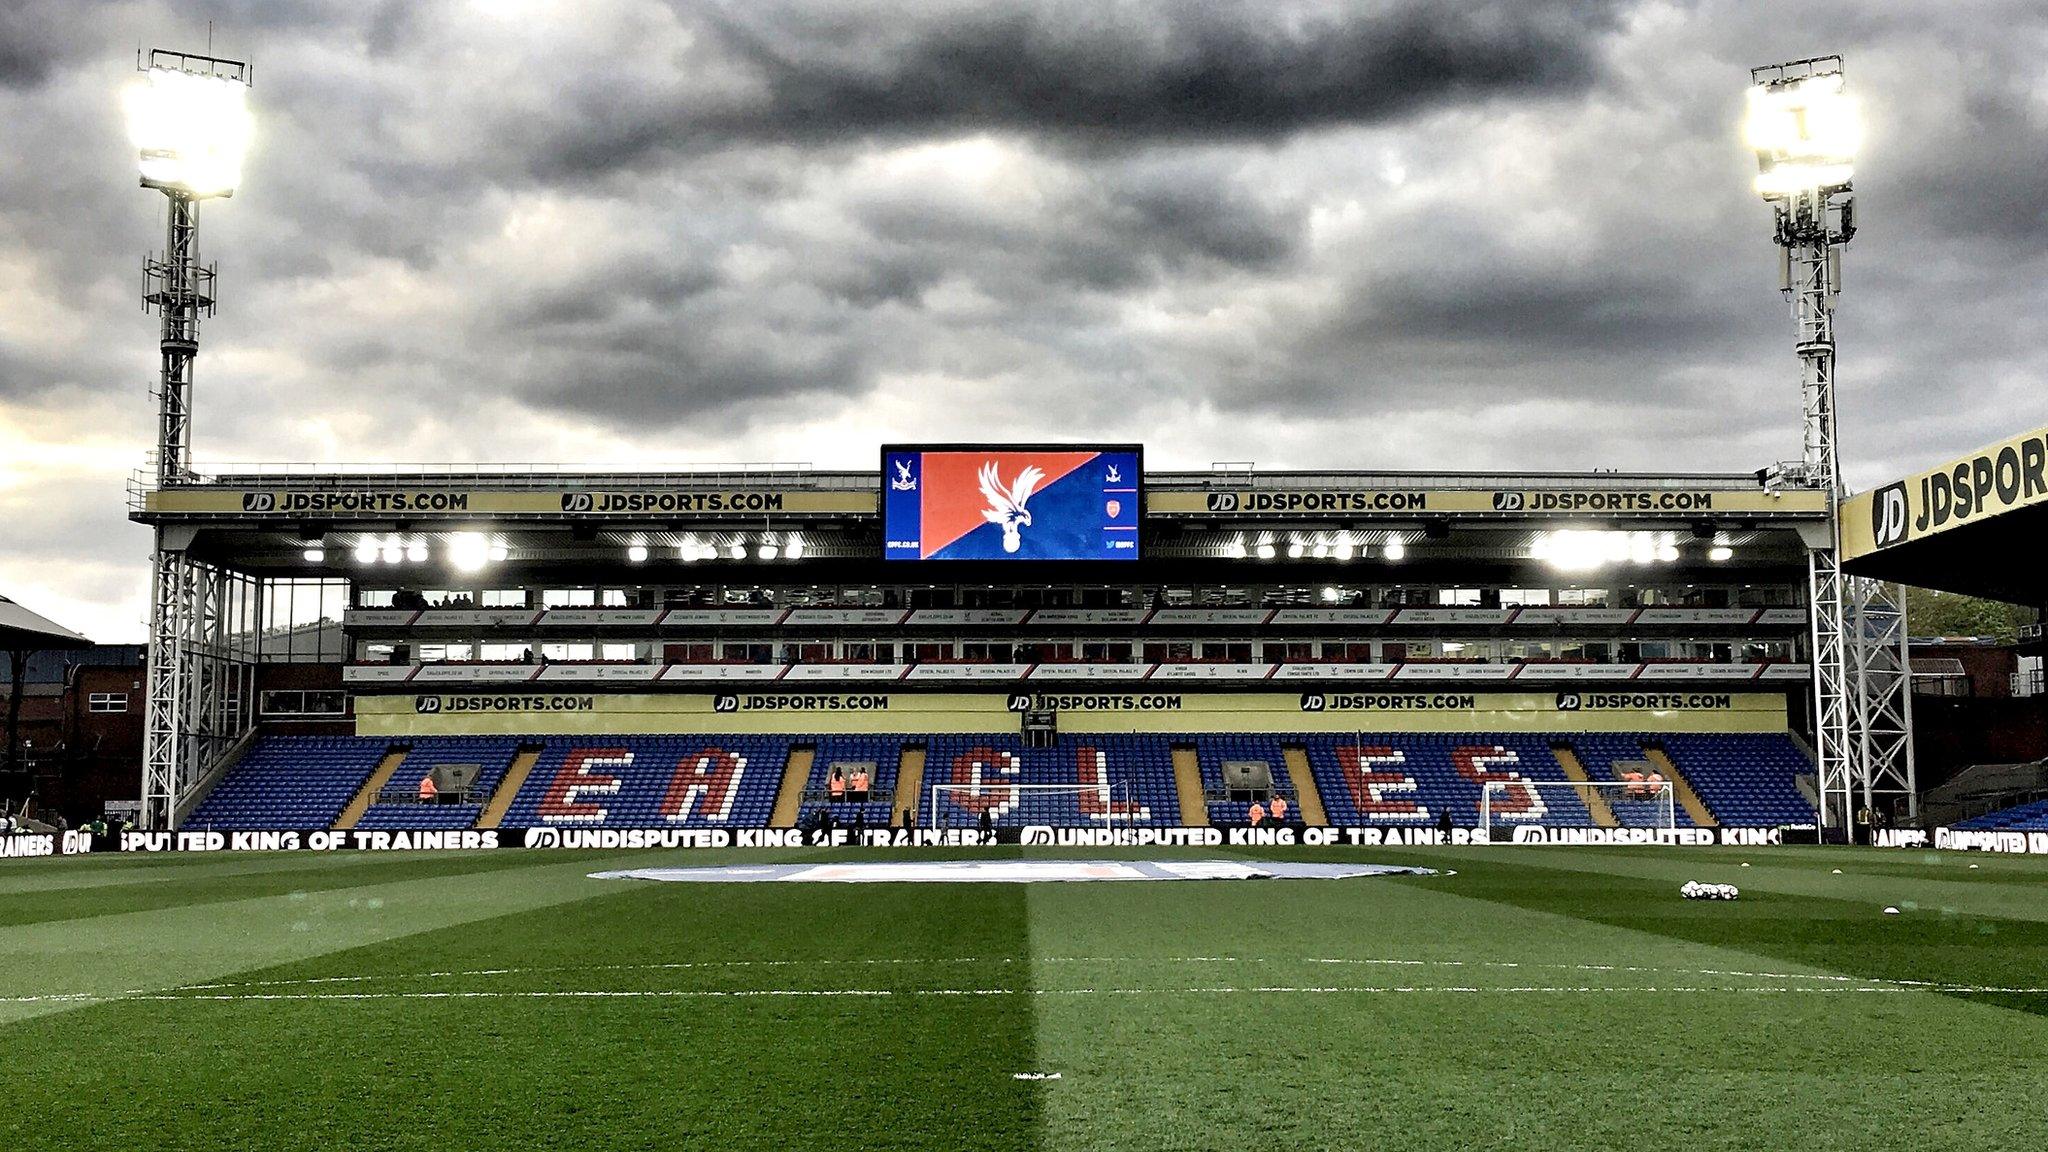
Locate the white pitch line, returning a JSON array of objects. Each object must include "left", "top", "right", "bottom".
[
  {"left": 4, "top": 983, "right": 2047, "bottom": 1006},
  {"left": 158, "top": 954, "right": 1954, "bottom": 995}
]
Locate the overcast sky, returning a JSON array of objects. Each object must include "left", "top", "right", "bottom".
[{"left": 1, "top": 0, "right": 2045, "bottom": 642}]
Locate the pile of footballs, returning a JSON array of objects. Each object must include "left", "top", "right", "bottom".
[{"left": 1680, "top": 880, "right": 1739, "bottom": 900}]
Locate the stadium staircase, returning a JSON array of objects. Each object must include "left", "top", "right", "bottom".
[
  {"left": 893, "top": 744, "right": 927, "bottom": 824},
  {"left": 1171, "top": 745, "right": 1209, "bottom": 827},
  {"left": 476, "top": 746, "right": 543, "bottom": 830},
  {"left": 771, "top": 744, "right": 816, "bottom": 828},
  {"left": 1280, "top": 745, "right": 1328, "bottom": 825},
  {"left": 1551, "top": 743, "right": 1619, "bottom": 828},
  {"left": 1641, "top": 746, "right": 1718, "bottom": 827},
  {"left": 334, "top": 746, "right": 410, "bottom": 831}
]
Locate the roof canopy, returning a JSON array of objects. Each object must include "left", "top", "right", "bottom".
[
  {"left": 0, "top": 595, "right": 93, "bottom": 652},
  {"left": 1840, "top": 426, "right": 2048, "bottom": 604}
]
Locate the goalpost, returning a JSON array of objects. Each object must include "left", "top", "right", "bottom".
[
  {"left": 925, "top": 781, "right": 1140, "bottom": 829},
  {"left": 1479, "top": 780, "right": 1676, "bottom": 838}
]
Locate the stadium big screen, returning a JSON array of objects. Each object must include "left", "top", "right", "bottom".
[{"left": 882, "top": 444, "right": 1142, "bottom": 561}]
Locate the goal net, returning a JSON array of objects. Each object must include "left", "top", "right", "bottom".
[
  {"left": 1479, "top": 779, "right": 1676, "bottom": 837},
  {"left": 925, "top": 781, "right": 1150, "bottom": 829}
]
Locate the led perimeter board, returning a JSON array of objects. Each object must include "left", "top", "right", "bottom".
[{"left": 882, "top": 445, "right": 1142, "bottom": 562}]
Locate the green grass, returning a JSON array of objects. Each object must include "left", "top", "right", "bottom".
[{"left": 3, "top": 844, "right": 2045, "bottom": 1150}]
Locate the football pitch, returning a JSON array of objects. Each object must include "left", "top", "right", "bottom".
[{"left": 3, "top": 844, "right": 2044, "bottom": 1150}]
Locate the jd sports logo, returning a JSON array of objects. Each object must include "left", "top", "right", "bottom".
[
  {"left": 1871, "top": 482, "right": 1909, "bottom": 547},
  {"left": 713, "top": 694, "right": 739, "bottom": 713},
  {"left": 241, "top": 493, "right": 276, "bottom": 512},
  {"left": 1206, "top": 493, "right": 1239, "bottom": 512},
  {"left": 560, "top": 493, "right": 595, "bottom": 513},
  {"left": 1555, "top": 693, "right": 1582, "bottom": 712},
  {"left": 1299, "top": 693, "right": 1327, "bottom": 712},
  {"left": 1491, "top": 492, "right": 1526, "bottom": 511},
  {"left": 1006, "top": 694, "right": 1032, "bottom": 713},
  {"left": 415, "top": 696, "right": 443, "bottom": 714}
]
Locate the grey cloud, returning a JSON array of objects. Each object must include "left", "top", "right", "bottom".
[{"left": 524, "top": 0, "right": 1628, "bottom": 177}]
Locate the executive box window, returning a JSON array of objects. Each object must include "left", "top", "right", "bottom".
[{"left": 88, "top": 692, "right": 129, "bottom": 714}]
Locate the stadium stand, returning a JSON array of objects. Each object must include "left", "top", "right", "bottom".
[
  {"left": 180, "top": 731, "right": 1816, "bottom": 831},
  {"left": 1302, "top": 733, "right": 1597, "bottom": 828},
  {"left": 1951, "top": 798, "right": 2048, "bottom": 831},
  {"left": 1650, "top": 733, "right": 1815, "bottom": 826},
  {"left": 186, "top": 736, "right": 390, "bottom": 830},
  {"left": 354, "top": 737, "right": 526, "bottom": 831},
  {"left": 498, "top": 737, "right": 787, "bottom": 829},
  {"left": 1194, "top": 734, "right": 1292, "bottom": 825},
  {"left": 798, "top": 736, "right": 906, "bottom": 827},
  {"left": 922, "top": 734, "right": 1180, "bottom": 828}
]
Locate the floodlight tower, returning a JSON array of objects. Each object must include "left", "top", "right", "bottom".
[
  {"left": 1746, "top": 57, "right": 1914, "bottom": 833},
  {"left": 127, "top": 49, "right": 256, "bottom": 829}
]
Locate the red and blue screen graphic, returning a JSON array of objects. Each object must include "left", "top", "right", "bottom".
[{"left": 883, "top": 447, "right": 1141, "bottom": 561}]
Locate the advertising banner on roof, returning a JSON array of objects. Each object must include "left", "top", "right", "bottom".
[
  {"left": 1841, "top": 425, "right": 2048, "bottom": 559},
  {"left": 142, "top": 488, "right": 877, "bottom": 517},
  {"left": 1146, "top": 489, "right": 1827, "bottom": 516}
]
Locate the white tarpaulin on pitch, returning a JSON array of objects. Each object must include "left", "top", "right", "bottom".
[{"left": 589, "top": 860, "right": 1436, "bottom": 884}]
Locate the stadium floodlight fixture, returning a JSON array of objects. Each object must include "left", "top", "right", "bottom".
[
  {"left": 757, "top": 543, "right": 779, "bottom": 560},
  {"left": 728, "top": 542, "right": 747, "bottom": 560},
  {"left": 1286, "top": 542, "right": 1305, "bottom": 559},
  {"left": 1223, "top": 539, "right": 1247, "bottom": 560},
  {"left": 449, "top": 532, "right": 492, "bottom": 573},
  {"left": 785, "top": 534, "right": 805, "bottom": 560},
  {"left": 627, "top": 543, "right": 649, "bottom": 563},
  {"left": 488, "top": 539, "right": 509, "bottom": 563},
  {"left": 380, "top": 534, "right": 404, "bottom": 565},
  {"left": 1255, "top": 542, "right": 1277, "bottom": 560},
  {"left": 1709, "top": 544, "right": 1735, "bottom": 562},
  {"left": 1333, "top": 541, "right": 1355, "bottom": 561},
  {"left": 1382, "top": 538, "right": 1406, "bottom": 561},
  {"left": 124, "top": 53, "right": 254, "bottom": 199},
  {"left": 301, "top": 548, "right": 324, "bottom": 563},
  {"left": 1745, "top": 66, "right": 1860, "bottom": 199},
  {"left": 353, "top": 537, "right": 378, "bottom": 564},
  {"left": 405, "top": 539, "right": 428, "bottom": 563}
]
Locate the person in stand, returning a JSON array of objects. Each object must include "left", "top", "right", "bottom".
[
  {"left": 1270, "top": 794, "right": 1289, "bottom": 825},
  {"left": 978, "top": 808, "right": 995, "bottom": 845},
  {"left": 1247, "top": 799, "right": 1266, "bottom": 828},
  {"left": 418, "top": 773, "right": 439, "bottom": 805},
  {"left": 828, "top": 767, "right": 847, "bottom": 804},
  {"left": 852, "top": 808, "right": 866, "bottom": 844},
  {"left": 850, "top": 767, "right": 870, "bottom": 804},
  {"left": 1436, "top": 809, "right": 1454, "bottom": 840}
]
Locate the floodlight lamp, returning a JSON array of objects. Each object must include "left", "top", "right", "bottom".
[
  {"left": 627, "top": 544, "right": 649, "bottom": 563},
  {"left": 353, "top": 538, "right": 378, "bottom": 564},
  {"left": 1708, "top": 545, "right": 1735, "bottom": 562},
  {"left": 1746, "top": 71, "right": 1859, "bottom": 198},
  {"left": 757, "top": 543, "right": 779, "bottom": 560},
  {"left": 728, "top": 543, "right": 747, "bottom": 560},
  {"left": 449, "top": 532, "right": 492, "bottom": 573},
  {"left": 1286, "top": 542, "right": 1305, "bottom": 559},
  {"left": 301, "top": 548, "right": 324, "bottom": 563},
  {"left": 405, "top": 539, "right": 428, "bottom": 563},
  {"left": 124, "top": 63, "right": 253, "bottom": 198},
  {"left": 1255, "top": 542, "right": 1277, "bottom": 560},
  {"left": 1382, "top": 539, "right": 1406, "bottom": 561},
  {"left": 785, "top": 535, "right": 805, "bottom": 560}
]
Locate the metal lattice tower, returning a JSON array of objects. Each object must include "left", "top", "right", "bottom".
[
  {"left": 1752, "top": 58, "right": 1916, "bottom": 832},
  {"left": 135, "top": 49, "right": 258, "bottom": 829}
]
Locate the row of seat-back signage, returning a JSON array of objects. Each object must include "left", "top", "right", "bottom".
[
  {"left": 345, "top": 661, "right": 1813, "bottom": 686},
  {"left": 343, "top": 606, "right": 1811, "bottom": 629}
]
